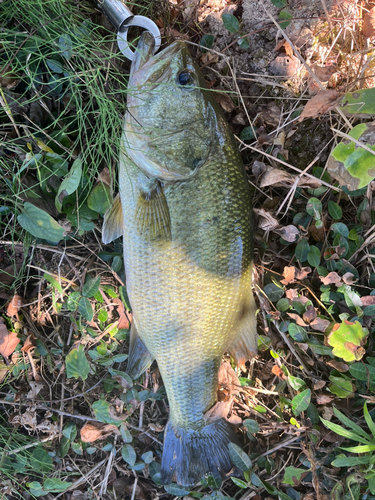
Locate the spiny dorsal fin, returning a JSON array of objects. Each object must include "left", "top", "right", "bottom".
[
  {"left": 135, "top": 182, "right": 171, "bottom": 240},
  {"left": 102, "top": 194, "right": 123, "bottom": 244}
]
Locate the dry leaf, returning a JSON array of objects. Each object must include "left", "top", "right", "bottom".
[
  {"left": 113, "top": 298, "right": 130, "bottom": 329},
  {"left": 296, "top": 267, "right": 311, "bottom": 280},
  {"left": 201, "top": 52, "right": 219, "bottom": 65},
  {"left": 213, "top": 93, "right": 235, "bottom": 113},
  {"left": 287, "top": 313, "right": 307, "bottom": 327},
  {"left": 316, "top": 395, "right": 334, "bottom": 405},
  {"left": 314, "top": 380, "right": 326, "bottom": 390},
  {"left": 310, "top": 317, "right": 330, "bottom": 332},
  {"left": 273, "top": 225, "right": 300, "bottom": 242},
  {"left": 327, "top": 359, "right": 349, "bottom": 372},
  {"left": 286, "top": 288, "right": 299, "bottom": 300},
  {"left": 260, "top": 166, "right": 321, "bottom": 189},
  {"left": 148, "top": 422, "right": 164, "bottom": 432},
  {"left": 272, "top": 365, "right": 286, "bottom": 379},
  {"left": 98, "top": 167, "right": 111, "bottom": 186},
  {"left": 361, "top": 296, "right": 375, "bottom": 305},
  {"left": 320, "top": 272, "right": 342, "bottom": 285},
  {"left": 303, "top": 305, "right": 317, "bottom": 324},
  {"left": 21, "top": 334, "right": 35, "bottom": 353},
  {"left": 7, "top": 294, "right": 22, "bottom": 318},
  {"left": 363, "top": 7, "right": 375, "bottom": 38},
  {"left": 342, "top": 272, "right": 356, "bottom": 285},
  {"left": 274, "top": 40, "right": 293, "bottom": 57},
  {"left": 0, "top": 318, "right": 19, "bottom": 357},
  {"left": 81, "top": 422, "right": 120, "bottom": 443},
  {"left": 253, "top": 208, "right": 279, "bottom": 231},
  {"left": 299, "top": 90, "right": 342, "bottom": 121},
  {"left": 281, "top": 266, "right": 296, "bottom": 285},
  {"left": 312, "top": 64, "right": 337, "bottom": 83}
]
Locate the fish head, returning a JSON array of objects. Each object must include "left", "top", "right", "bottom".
[{"left": 125, "top": 32, "right": 221, "bottom": 181}]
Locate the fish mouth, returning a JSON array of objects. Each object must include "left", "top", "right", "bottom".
[{"left": 131, "top": 32, "right": 184, "bottom": 74}]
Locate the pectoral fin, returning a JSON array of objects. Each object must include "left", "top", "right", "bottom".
[
  {"left": 127, "top": 321, "right": 154, "bottom": 379},
  {"left": 102, "top": 194, "right": 123, "bottom": 244},
  {"left": 135, "top": 182, "right": 171, "bottom": 240},
  {"left": 228, "top": 295, "right": 257, "bottom": 369}
]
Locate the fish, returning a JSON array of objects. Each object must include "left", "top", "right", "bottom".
[{"left": 102, "top": 31, "right": 257, "bottom": 487}]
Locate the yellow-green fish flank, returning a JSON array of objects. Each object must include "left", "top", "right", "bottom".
[{"left": 103, "top": 32, "right": 256, "bottom": 486}]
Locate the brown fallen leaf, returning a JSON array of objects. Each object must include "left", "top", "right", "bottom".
[
  {"left": 299, "top": 90, "right": 343, "bottom": 121},
  {"left": 320, "top": 272, "right": 342, "bottom": 285},
  {"left": 287, "top": 313, "right": 307, "bottom": 327},
  {"left": 361, "top": 296, "right": 375, "bottom": 305},
  {"left": 0, "top": 319, "right": 19, "bottom": 357},
  {"left": 213, "top": 93, "right": 235, "bottom": 113},
  {"left": 7, "top": 294, "right": 22, "bottom": 318},
  {"left": 311, "top": 64, "right": 337, "bottom": 83},
  {"left": 272, "top": 365, "right": 286, "bottom": 379},
  {"left": 81, "top": 422, "right": 120, "bottom": 443},
  {"left": 274, "top": 40, "right": 294, "bottom": 57},
  {"left": 310, "top": 317, "right": 330, "bottom": 332},
  {"left": 363, "top": 7, "right": 375, "bottom": 38},
  {"left": 314, "top": 380, "right": 326, "bottom": 390},
  {"left": 286, "top": 288, "right": 299, "bottom": 300},
  {"left": 316, "top": 395, "right": 334, "bottom": 405},
  {"left": 342, "top": 272, "right": 356, "bottom": 285},
  {"left": 327, "top": 359, "right": 349, "bottom": 372},
  {"left": 253, "top": 208, "right": 279, "bottom": 232},
  {"left": 113, "top": 298, "right": 130, "bottom": 329},
  {"left": 21, "top": 334, "right": 35, "bottom": 353},
  {"left": 273, "top": 225, "right": 300, "bottom": 242},
  {"left": 281, "top": 266, "right": 296, "bottom": 285},
  {"left": 303, "top": 305, "right": 317, "bottom": 324},
  {"left": 259, "top": 166, "right": 321, "bottom": 189},
  {"left": 296, "top": 267, "right": 312, "bottom": 280}
]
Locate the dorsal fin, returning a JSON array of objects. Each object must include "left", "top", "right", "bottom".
[{"left": 102, "top": 194, "right": 123, "bottom": 244}]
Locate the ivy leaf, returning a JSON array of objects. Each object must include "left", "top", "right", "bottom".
[
  {"left": 121, "top": 444, "right": 136, "bottom": 467},
  {"left": 282, "top": 466, "right": 309, "bottom": 485},
  {"left": 66, "top": 345, "right": 90, "bottom": 380},
  {"left": 55, "top": 158, "right": 82, "bottom": 212},
  {"left": 87, "top": 183, "right": 110, "bottom": 214},
  {"left": 327, "top": 320, "right": 368, "bottom": 361},
  {"left": 328, "top": 201, "right": 342, "bottom": 220},
  {"left": 92, "top": 399, "right": 125, "bottom": 425},
  {"left": 200, "top": 34, "right": 214, "bottom": 52},
  {"left": 306, "top": 197, "right": 322, "bottom": 219},
  {"left": 222, "top": 14, "right": 240, "bottom": 33},
  {"left": 18, "top": 203, "right": 65, "bottom": 244}
]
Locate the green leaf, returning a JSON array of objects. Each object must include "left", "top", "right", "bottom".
[
  {"left": 276, "top": 298, "right": 290, "bottom": 312},
  {"left": 222, "top": 13, "right": 240, "bottom": 33},
  {"left": 331, "top": 222, "right": 349, "bottom": 238},
  {"left": 200, "top": 34, "right": 214, "bottom": 52},
  {"left": 231, "top": 477, "right": 248, "bottom": 488},
  {"left": 340, "top": 88, "right": 375, "bottom": 116},
  {"left": 341, "top": 444, "right": 375, "bottom": 453},
  {"left": 32, "top": 447, "right": 53, "bottom": 472},
  {"left": 271, "top": 0, "right": 286, "bottom": 6},
  {"left": 237, "top": 37, "right": 250, "bottom": 49},
  {"left": 121, "top": 444, "right": 136, "bottom": 467},
  {"left": 18, "top": 203, "right": 65, "bottom": 244},
  {"left": 364, "top": 305, "right": 375, "bottom": 317},
  {"left": 295, "top": 239, "right": 310, "bottom": 262},
  {"left": 228, "top": 442, "right": 252, "bottom": 471},
  {"left": 320, "top": 418, "right": 371, "bottom": 444},
  {"left": 55, "top": 158, "right": 82, "bottom": 212},
  {"left": 332, "top": 456, "right": 372, "bottom": 467},
  {"left": 328, "top": 201, "right": 342, "bottom": 220},
  {"left": 279, "top": 9, "right": 293, "bottom": 28},
  {"left": 46, "top": 59, "right": 65, "bottom": 73},
  {"left": 66, "top": 345, "right": 90, "bottom": 380},
  {"left": 327, "top": 320, "right": 368, "bottom": 361},
  {"left": 240, "top": 126, "right": 256, "bottom": 141},
  {"left": 243, "top": 419, "right": 260, "bottom": 433},
  {"left": 333, "top": 407, "right": 371, "bottom": 440},
  {"left": 364, "top": 402, "right": 375, "bottom": 439},
  {"left": 164, "top": 484, "right": 191, "bottom": 496},
  {"left": 349, "top": 362, "right": 375, "bottom": 381},
  {"left": 78, "top": 297, "right": 93, "bottom": 321},
  {"left": 288, "top": 323, "right": 308, "bottom": 342},
  {"left": 288, "top": 376, "right": 306, "bottom": 391},
  {"left": 62, "top": 421, "right": 77, "bottom": 441},
  {"left": 307, "top": 245, "right": 320, "bottom": 267},
  {"left": 282, "top": 466, "right": 309, "bottom": 485},
  {"left": 291, "top": 389, "right": 311, "bottom": 416},
  {"left": 92, "top": 399, "right": 124, "bottom": 425},
  {"left": 59, "top": 436, "right": 70, "bottom": 458},
  {"left": 43, "top": 478, "right": 73, "bottom": 493},
  {"left": 141, "top": 451, "right": 153, "bottom": 464},
  {"left": 264, "top": 282, "right": 284, "bottom": 302},
  {"left": 44, "top": 273, "right": 63, "bottom": 294},
  {"left": 87, "top": 183, "right": 111, "bottom": 214},
  {"left": 59, "top": 34, "right": 73, "bottom": 60},
  {"left": 27, "top": 482, "right": 48, "bottom": 497},
  {"left": 119, "top": 286, "right": 131, "bottom": 311},
  {"left": 329, "top": 376, "right": 354, "bottom": 398},
  {"left": 120, "top": 424, "right": 133, "bottom": 443},
  {"left": 306, "top": 197, "right": 322, "bottom": 219},
  {"left": 66, "top": 291, "right": 81, "bottom": 311},
  {"left": 82, "top": 276, "right": 101, "bottom": 298}
]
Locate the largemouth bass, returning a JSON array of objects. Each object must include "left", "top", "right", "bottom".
[{"left": 103, "top": 32, "right": 257, "bottom": 487}]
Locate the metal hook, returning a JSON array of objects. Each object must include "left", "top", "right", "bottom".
[{"left": 95, "top": 0, "right": 161, "bottom": 60}]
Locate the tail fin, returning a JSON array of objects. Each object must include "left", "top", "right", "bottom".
[{"left": 161, "top": 419, "right": 239, "bottom": 487}]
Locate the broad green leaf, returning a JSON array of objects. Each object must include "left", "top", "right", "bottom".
[
  {"left": 237, "top": 37, "right": 250, "bottom": 49},
  {"left": 295, "top": 239, "right": 310, "bottom": 262},
  {"left": 329, "top": 376, "right": 354, "bottom": 398},
  {"left": 222, "top": 13, "right": 240, "bottom": 33},
  {"left": 119, "top": 286, "right": 131, "bottom": 311},
  {"left": 328, "top": 201, "right": 342, "bottom": 220},
  {"left": 279, "top": 9, "right": 293, "bottom": 28},
  {"left": 141, "top": 451, "right": 153, "bottom": 464},
  {"left": 349, "top": 362, "right": 375, "bottom": 381},
  {"left": 228, "top": 442, "right": 252, "bottom": 471},
  {"left": 18, "top": 203, "right": 65, "bottom": 244},
  {"left": 44, "top": 273, "right": 63, "bottom": 294},
  {"left": 27, "top": 482, "right": 48, "bottom": 497},
  {"left": 341, "top": 444, "right": 375, "bottom": 453},
  {"left": 271, "top": 0, "right": 286, "bottom": 6},
  {"left": 62, "top": 421, "right": 77, "bottom": 441},
  {"left": 306, "top": 197, "right": 322, "bottom": 219},
  {"left": 331, "top": 222, "right": 349, "bottom": 238},
  {"left": 276, "top": 298, "right": 290, "bottom": 312},
  {"left": 288, "top": 323, "right": 308, "bottom": 342},
  {"left": 327, "top": 320, "right": 368, "bottom": 361},
  {"left": 200, "top": 34, "right": 214, "bottom": 52},
  {"left": 282, "top": 466, "right": 309, "bottom": 485},
  {"left": 320, "top": 418, "right": 371, "bottom": 444},
  {"left": 55, "top": 158, "right": 82, "bottom": 211},
  {"left": 243, "top": 419, "right": 260, "bottom": 433},
  {"left": 87, "top": 183, "right": 110, "bottom": 214},
  {"left": 328, "top": 121, "right": 375, "bottom": 190},
  {"left": 92, "top": 399, "right": 125, "bottom": 425},
  {"left": 307, "top": 245, "right": 320, "bottom": 267},
  {"left": 121, "top": 444, "right": 136, "bottom": 467},
  {"left": 164, "top": 484, "right": 190, "bottom": 496},
  {"left": 288, "top": 376, "right": 306, "bottom": 391},
  {"left": 231, "top": 477, "right": 248, "bottom": 488},
  {"left": 82, "top": 276, "right": 101, "bottom": 298},
  {"left": 240, "top": 126, "right": 256, "bottom": 141},
  {"left": 59, "top": 34, "right": 73, "bottom": 59},
  {"left": 120, "top": 424, "right": 133, "bottom": 443},
  {"left": 43, "top": 478, "right": 73, "bottom": 493},
  {"left": 66, "top": 345, "right": 90, "bottom": 380},
  {"left": 291, "top": 389, "right": 311, "bottom": 416},
  {"left": 264, "top": 282, "right": 284, "bottom": 302},
  {"left": 333, "top": 407, "right": 371, "bottom": 440},
  {"left": 66, "top": 291, "right": 81, "bottom": 311},
  {"left": 59, "top": 436, "right": 70, "bottom": 458},
  {"left": 340, "top": 87, "right": 375, "bottom": 116},
  {"left": 46, "top": 59, "right": 65, "bottom": 73},
  {"left": 78, "top": 297, "right": 93, "bottom": 321},
  {"left": 332, "top": 455, "right": 371, "bottom": 467},
  {"left": 32, "top": 447, "right": 53, "bottom": 472},
  {"left": 364, "top": 402, "right": 375, "bottom": 439}
]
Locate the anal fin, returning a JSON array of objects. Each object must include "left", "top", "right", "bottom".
[
  {"left": 228, "top": 294, "right": 257, "bottom": 369},
  {"left": 135, "top": 181, "right": 171, "bottom": 241},
  {"left": 127, "top": 321, "right": 154, "bottom": 379},
  {"left": 102, "top": 194, "right": 123, "bottom": 244}
]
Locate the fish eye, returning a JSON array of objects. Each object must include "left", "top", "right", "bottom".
[{"left": 176, "top": 69, "right": 196, "bottom": 87}]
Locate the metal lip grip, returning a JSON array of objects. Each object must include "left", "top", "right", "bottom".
[{"left": 95, "top": 0, "right": 161, "bottom": 60}]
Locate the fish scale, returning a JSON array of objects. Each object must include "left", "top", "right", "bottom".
[{"left": 103, "top": 33, "right": 256, "bottom": 486}]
